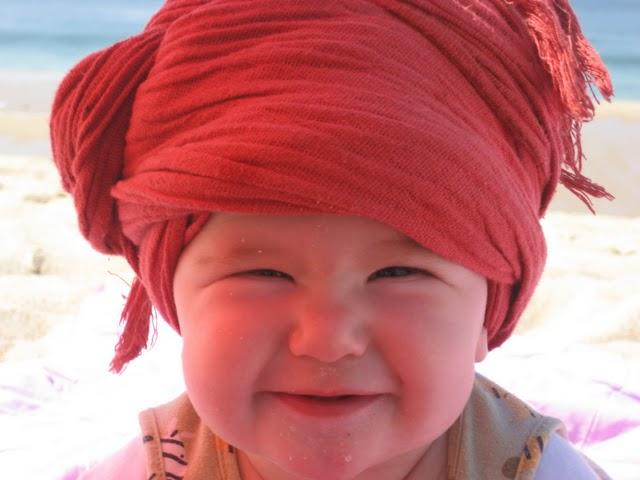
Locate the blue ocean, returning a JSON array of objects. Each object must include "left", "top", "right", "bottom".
[{"left": 1, "top": 0, "right": 638, "bottom": 100}]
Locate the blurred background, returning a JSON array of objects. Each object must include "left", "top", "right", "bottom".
[{"left": 0, "top": 1, "right": 638, "bottom": 479}]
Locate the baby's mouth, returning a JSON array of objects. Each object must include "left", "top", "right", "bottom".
[
  {"left": 273, "top": 392, "right": 382, "bottom": 417},
  {"left": 303, "top": 394, "right": 356, "bottom": 401}
]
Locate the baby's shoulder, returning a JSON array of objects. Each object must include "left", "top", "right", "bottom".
[
  {"left": 77, "top": 435, "right": 146, "bottom": 480},
  {"left": 534, "top": 433, "right": 608, "bottom": 480},
  {"left": 464, "top": 374, "right": 610, "bottom": 479}
]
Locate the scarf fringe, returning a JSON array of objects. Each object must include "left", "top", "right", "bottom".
[
  {"left": 510, "top": 0, "right": 615, "bottom": 211},
  {"left": 109, "top": 278, "right": 156, "bottom": 373}
]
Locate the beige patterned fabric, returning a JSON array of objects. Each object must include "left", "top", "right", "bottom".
[
  {"left": 139, "top": 393, "right": 241, "bottom": 480},
  {"left": 449, "top": 374, "right": 566, "bottom": 479},
  {"left": 138, "top": 374, "right": 605, "bottom": 479}
]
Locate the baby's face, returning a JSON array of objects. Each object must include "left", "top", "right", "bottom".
[{"left": 173, "top": 212, "right": 488, "bottom": 480}]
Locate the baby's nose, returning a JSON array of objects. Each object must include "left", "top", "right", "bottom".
[{"left": 288, "top": 292, "right": 370, "bottom": 363}]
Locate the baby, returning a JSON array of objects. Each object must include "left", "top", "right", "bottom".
[{"left": 50, "top": 0, "right": 614, "bottom": 478}]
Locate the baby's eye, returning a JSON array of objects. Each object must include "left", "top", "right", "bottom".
[
  {"left": 369, "top": 266, "right": 423, "bottom": 280},
  {"left": 241, "top": 267, "right": 424, "bottom": 282},
  {"left": 245, "top": 269, "right": 292, "bottom": 280}
]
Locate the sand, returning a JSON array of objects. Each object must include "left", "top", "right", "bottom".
[
  {"left": 1, "top": 69, "right": 639, "bottom": 361},
  {"left": 1, "top": 69, "right": 639, "bottom": 479}
]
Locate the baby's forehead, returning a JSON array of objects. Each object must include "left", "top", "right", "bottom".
[
  {"left": 205, "top": 212, "right": 425, "bottom": 248},
  {"left": 186, "top": 211, "right": 457, "bottom": 270},
  {"left": 181, "top": 211, "right": 485, "bottom": 288}
]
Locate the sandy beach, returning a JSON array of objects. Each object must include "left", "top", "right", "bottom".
[
  {"left": 1, "top": 69, "right": 639, "bottom": 361},
  {"left": 1, "top": 69, "right": 639, "bottom": 478},
  {"left": 0, "top": 70, "right": 131, "bottom": 361}
]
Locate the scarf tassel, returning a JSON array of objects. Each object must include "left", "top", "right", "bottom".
[
  {"left": 512, "top": 0, "right": 615, "bottom": 212},
  {"left": 109, "top": 278, "right": 156, "bottom": 373}
]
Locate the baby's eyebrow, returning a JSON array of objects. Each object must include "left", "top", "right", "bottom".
[
  {"left": 195, "top": 234, "right": 433, "bottom": 267},
  {"left": 373, "top": 235, "right": 427, "bottom": 251},
  {"left": 195, "top": 244, "right": 289, "bottom": 267}
]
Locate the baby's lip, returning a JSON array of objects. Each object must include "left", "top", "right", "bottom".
[
  {"left": 275, "top": 389, "right": 380, "bottom": 397},
  {"left": 271, "top": 391, "right": 385, "bottom": 418}
]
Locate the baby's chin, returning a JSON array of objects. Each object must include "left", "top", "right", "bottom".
[
  {"left": 246, "top": 436, "right": 425, "bottom": 480},
  {"left": 258, "top": 450, "right": 372, "bottom": 480}
]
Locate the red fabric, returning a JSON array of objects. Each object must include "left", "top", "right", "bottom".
[{"left": 50, "top": 0, "right": 613, "bottom": 373}]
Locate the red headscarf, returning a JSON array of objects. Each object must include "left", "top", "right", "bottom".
[{"left": 50, "top": 0, "right": 613, "bottom": 373}]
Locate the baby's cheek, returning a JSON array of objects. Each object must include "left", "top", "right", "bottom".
[
  {"left": 182, "top": 343, "right": 241, "bottom": 430},
  {"left": 398, "top": 366, "right": 473, "bottom": 443},
  {"left": 180, "top": 318, "right": 267, "bottom": 417}
]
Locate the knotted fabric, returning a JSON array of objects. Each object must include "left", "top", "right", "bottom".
[{"left": 50, "top": 0, "right": 613, "bottom": 373}]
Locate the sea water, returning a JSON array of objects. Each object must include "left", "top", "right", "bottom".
[{"left": 0, "top": 0, "right": 638, "bottom": 99}]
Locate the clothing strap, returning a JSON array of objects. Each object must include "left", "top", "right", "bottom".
[
  {"left": 139, "top": 393, "right": 242, "bottom": 479},
  {"left": 447, "top": 374, "right": 566, "bottom": 480}
]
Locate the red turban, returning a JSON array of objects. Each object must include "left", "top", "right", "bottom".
[{"left": 50, "top": 0, "right": 613, "bottom": 373}]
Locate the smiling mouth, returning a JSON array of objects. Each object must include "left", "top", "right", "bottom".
[
  {"left": 303, "top": 395, "right": 357, "bottom": 401},
  {"left": 273, "top": 393, "right": 382, "bottom": 417}
]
